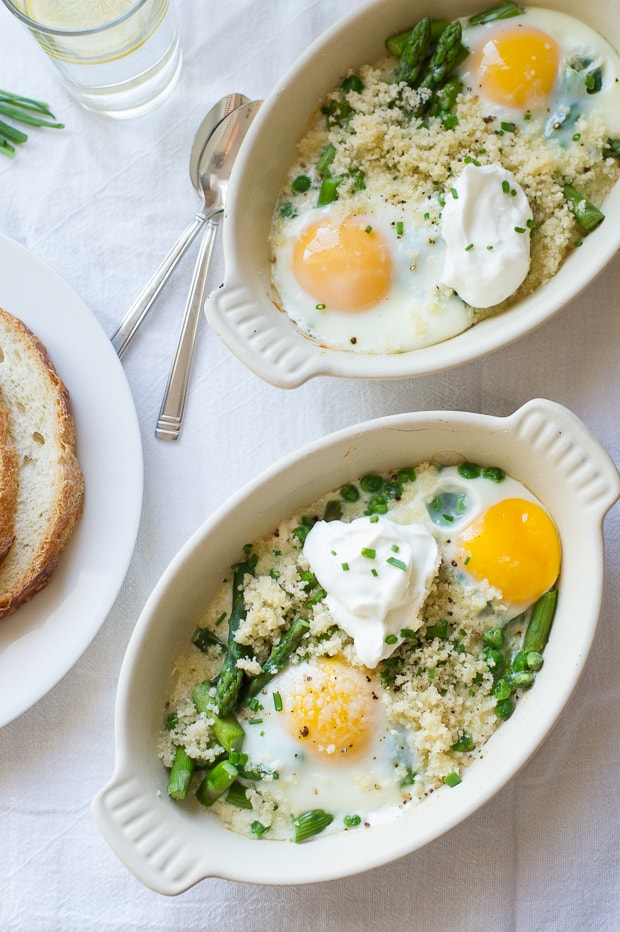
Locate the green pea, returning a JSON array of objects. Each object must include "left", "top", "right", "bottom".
[
  {"left": 483, "top": 626, "right": 505, "bottom": 650},
  {"left": 484, "top": 647, "right": 505, "bottom": 676},
  {"left": 493, "top": 678, "right": 512, "bottom": 701},
  {"left": 365, "top": 495, "right": 388, "bottom": 515},
  {"left": 340, "top": 483, "right": 360, "bottom": 503},
  {"left": 526, "top": 651, "right": 544, "bottom": 671},
  {"left": 457, "top": 462, "right": 481, "bottom": 479},
  {"left": 360, "top": 474, "right": 384, "bottom": 493},
  {"left": 482, "top": 466, "right": 506, "bottom": 482},
  {"left": 291, "top": 174, "right": 311, "bottom": 194},
  {"left": 511, "top": 670, "right": 535, "bottom": 688},
  {"left": 495, "top": 698, "right": 514, "bottom": 719}
]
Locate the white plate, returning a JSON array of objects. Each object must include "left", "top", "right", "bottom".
[{"left": 0, "top": 234, "right": 143, "bottom": 728}]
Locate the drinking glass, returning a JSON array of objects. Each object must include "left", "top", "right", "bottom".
[{"left": 1, "top": 0, "right": 182, "bottom": 118}]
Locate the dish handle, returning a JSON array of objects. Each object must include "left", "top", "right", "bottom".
[
  {"left": 92, "top": 775, "right": 206, "bottom": 896},
  {"left": 510, "top": 398, "right": 620, "bottom": 516},
  {"left": 205, "top": 282, "right": 322, "bottom": 388}
]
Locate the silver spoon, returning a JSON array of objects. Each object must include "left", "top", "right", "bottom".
[
  {"left": 155, "top": 100, "right": 262, "bottom": 441},
  {"left": 110, "top": 92, "right": 250, "bottom": 358}
]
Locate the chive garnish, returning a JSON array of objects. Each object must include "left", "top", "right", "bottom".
[
  {"left": 501, "top": 179, "right": 510, "bottom": 194},
  {"left": 396, "top": 220, "right": 404, "bottom": 236},
  {"left": 387, "top": 556, "right": 407, "bottom": 570},
  {"left": 385, "top": 634, "right": 398, "bottom": 645},
  {"left": 361, "top": 548, "right": 376, "bottom": 559},
  {"left": 273, "top": 692, "right": 283, "bottom": 712},
  {"left": 341, "top": 562, "right": 350, "bottom": 571},
  {"left": 465, "top": 243, "right": 474, "bottom": 251}
]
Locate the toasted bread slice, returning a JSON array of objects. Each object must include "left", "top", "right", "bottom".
[
  {"left": 0, "top": 308, "right": 84, "bottom": 617},
  {"left": 0, "top": 390, "right": 18, "bottom": 564}
]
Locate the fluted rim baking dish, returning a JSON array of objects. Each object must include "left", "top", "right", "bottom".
[
  {"left": 205, "top": 0, "right": 620, "bottom": 387},
  {"left": 92, "top": 399, "right": 619, "bottom": 893}
]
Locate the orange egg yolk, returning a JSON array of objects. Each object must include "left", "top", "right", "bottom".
[
  {"left": 472, "top": 25, "right": 560, "bottom": 111},
  {"left": 283, "top": 659, "right": 379, "bottom": 761},
  {"left": 292, "top": 216, "right": 393, "bottom": 311},
  {"left": 461, "top": 497, "right": 561, "bottom": 605}
]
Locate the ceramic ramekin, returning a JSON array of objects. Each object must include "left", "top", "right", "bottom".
[
  {"left": 92, "top": 399, "right": 619, "bottom": 893},
  {"left": 205, "top": 0, "right": 620, "bottom": 387}
]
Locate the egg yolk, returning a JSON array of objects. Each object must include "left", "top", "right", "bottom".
[
  {"left": 461, "top": 497, "right": 561, "bottom": 605},
  {"left": 292, "top": 216, "right": 393, "bottom": 311},
  {"left": 472, "top": 26, "right": 560, "bottom": 110},
  {"left": 283, "top": 659, "right": 379, "bottom": 761}
]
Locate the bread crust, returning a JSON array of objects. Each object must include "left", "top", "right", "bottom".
[
  {"left": 0, "top": 308, "right": 85, "bottom": 617},
  {"left": 0, "top": 392, "right": 18, "bottom": 564}
]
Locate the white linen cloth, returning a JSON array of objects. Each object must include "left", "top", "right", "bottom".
[{"left": 0, "top": 1, "right": 618, "bottom": 929}]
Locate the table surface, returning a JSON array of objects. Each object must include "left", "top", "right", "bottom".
[{"left": 1, "top": 2, "right": 618, "bottom": 930}]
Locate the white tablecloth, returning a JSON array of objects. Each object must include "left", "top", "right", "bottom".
[{"left": 0, "top": 1, "right": 618, "bottom": 929}]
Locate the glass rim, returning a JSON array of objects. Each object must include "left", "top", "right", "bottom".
[{"left": 1, "top": 0, "right": 155, "bottom": 37}]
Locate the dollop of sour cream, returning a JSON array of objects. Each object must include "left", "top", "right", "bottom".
[
  {"left": 303, "top": 515, "right": 439, "bottom": 668},
  {"left": 441, "top": 163, "right": 533, "bottom": 308}
]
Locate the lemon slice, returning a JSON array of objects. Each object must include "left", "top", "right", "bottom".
[{"left": 25, "top": 0, "right": 135, "bottom": 30}]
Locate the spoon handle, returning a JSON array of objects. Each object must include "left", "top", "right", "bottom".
[
  {"left": 155, "top": 212, "right": 222, "bottom": 440},
  {"left": 111, "top": 212, "right": 206, "bottom": 358}
]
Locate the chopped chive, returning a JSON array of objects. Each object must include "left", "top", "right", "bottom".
[
  {"left": 369, "top": 515, "right": 379, "bottom": 523},
  {"left": 385, "top": 634, "right": 398, "bottom": 645},
  {"left": 524, "top": 112, "right": 532, "bottom": 120},
  {"left": 514, "top": 226, "right": 526, "bottom": 233},
  {"left": 365, "top": 224, "right": 373, "bottom": 233},
  {"left": 396, "top": 220, "right": 404, "bottom": 236},
  {"left": 450, "top": 187, "right": 459, "bottom": 199},
  {"left": 343, "top": 813, "right": 362, "bottom": 828},
  {"left": 341, "top": 562, "right": 350, "bottom": 571},
  {"left": 387, "top": 556, "right": 407, "bottom": 570},
  {"left": 572, "top": 132, "right": 581, "bottom": 141},
  {"left": 371, "top": 568, "right": 379, "bottom": 577},
  {"left": 502, "top": 179, "right": 510, "bottom": 194},
  {"left": 464, "top": 555, "right": 471, "bottom": 565},
  {"left": 444, "top": 771, "right": 462, "bottom": 787},
  {"left": 465, "top": 243, "right": 474, "bottom": 251},
  {"left": 361, "top": 547, "right": 376, "bottom": 559},
  {"left": 315, "top": 303, "right": 326, "bottom": 310},
  {"left": 273, "top": 692, "right": 283, "bottom": 712},
  {"left": 248, "top": 718, "right": 263, "bottom": 725},
  {"left": 400, "top": 628, "right": 416, "bottom": 639},
  {"left": 500, "top": 121, "right": 515, "bottom": 133},
  {"left": 251, "top": 821, "right": 270, "bottom": 838},
  {"left": 391, "top": 544, "right": 400, "bottom": 553},
  {"left": 215, "top": 612, "right": 227, "bottom": 627},
  {"left": 486, "top": 244, "right": 494, "bottom": 250}
]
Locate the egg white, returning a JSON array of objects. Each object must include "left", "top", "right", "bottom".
[
  {"left": 270, "top": 193, "right": 472, "bottom": 354},
  {"left": 240, "top": 660, "right": 412, "bottom": 818},
  {"left": 458, "top": 6, "right": 620, "bottom": 137}
]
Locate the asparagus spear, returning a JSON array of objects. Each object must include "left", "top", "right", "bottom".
[
  {"left": 418, "top": 21, "right": 466, "bottom": 93},
  {"left": 214, "top": 550, "right": 258, "bottom": 716},
  {"left": 394, "top": 17, "right": 432, "bottom": 86},
  {"left": 292, "top": 808, "right": 334, "bottom": 842},
  {"left": 246, "top": 618, "right": 310, "bottom": 699},
  {"left": 467, "top": 2, "right": 524, "bottom": 26},
  {"left": 196, "top": 760, "right": 238, "bottom": 807},
  {"left": 523, "top": 589, "right": 558, "bottom": 654},
  {"left": 192, "top": 680, "right": 246, "bottom": 751},
  {"left": 167, "top": 746, "right": 195, "bottom": 800},
  {"left": 386, "top": 19, "right": 449, "bottom": 58},
  {"left": 563, "top": 183, "right": 605, "bottom": 233},
  {"left": 602, "top": 138, "right": 620, "bottom": 160}
]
